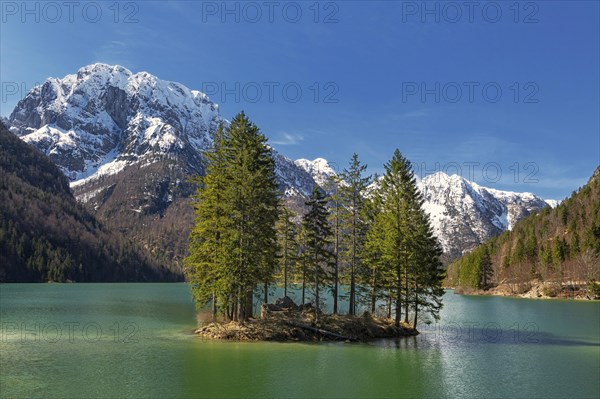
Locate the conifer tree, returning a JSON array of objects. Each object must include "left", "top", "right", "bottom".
[
  {"left": 185, "top": 113, "right": 280, "bottom": 321},
  {"left": 479, "top": 246, "right": 493, "bottom": 289},
  {"left": 362, "top": 191, "right": 386, "bottom": 314},
  {"left": 338, "top": 153, "right": 372, "bottom": 315},
  {"left": 303, "top": 186, "right": 334, "bottom": 323},
  {"left": 368, "top": 150, "right": 414, "bottom": 326},
  {"left": 411, "top": 210, "right": 445, "bottom": 328},
  {"left": 365, "top": 149, "right": 443, "bottom": 328},
  {"left": 297, "top": 224, "right": 309, "bottom": 305},
  {"left": 277, "top": 206, "right": 298, "bottom": 298},
  {"left": 325, "top": 175, "right": 344, "bottom": 314},
  {"left": 227, "top": 112, "right": 280, "bottom": 319},
  {"left": 185, "top": 123, "right": 233, "bottom": 318}
]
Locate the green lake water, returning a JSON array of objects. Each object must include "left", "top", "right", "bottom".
[{"left": 0, "top": 283, "right": 598, "bottom": 398}]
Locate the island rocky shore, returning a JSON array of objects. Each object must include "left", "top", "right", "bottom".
[{"left": 194, "top": 297, "right": 418, "bottom": 342}]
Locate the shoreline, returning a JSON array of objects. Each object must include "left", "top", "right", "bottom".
[
  {"left": 448, "top": 281, "right": 599, "bottom": 301},
  {"left": 194, "top": 310, "right": 418, "bottom": 343}
]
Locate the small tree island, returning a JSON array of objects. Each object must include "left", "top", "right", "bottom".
[{"left": 184, "top": 112, "right": 445, "bottom": 342}]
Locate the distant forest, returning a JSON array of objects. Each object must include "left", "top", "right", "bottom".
[{"left": 0, "top": 122, "right": 178, "bottom": 282}]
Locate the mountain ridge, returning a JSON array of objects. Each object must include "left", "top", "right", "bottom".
[
  {"left": 7, "top": 63, "right": 556, "bottom": 268},
  {"left": 8, "top": 64, "right": 319, "bottom": 272}
]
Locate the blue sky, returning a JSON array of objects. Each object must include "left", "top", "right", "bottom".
[{"left": 1, "top": 1, "right": 598, "bottom": 200}]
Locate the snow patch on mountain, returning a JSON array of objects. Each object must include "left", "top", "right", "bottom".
[
  {"left": 294, "top": 158, "right": 337, "bottom": 187},
  {"left": 7, "top": 63, "right": 554, "bottom": 261},
  {"left": 8, "top": 63, "right": 316, "bottom": 197},
  {"left": 9, "top": 63, "right": 219, "bottom": 183},
  {"left": 417, "top": 172, "right": 550, "bottom": 255}
]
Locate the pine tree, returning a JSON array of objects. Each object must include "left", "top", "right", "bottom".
[
  {"left": 277, "top": 206, "right": 298, "bottom": 298},
  {"left": 326, "top": 174, "right": 344, "bottom": 314},
  {"left": 524, "top": 233, "right": 538, "bottom": 260},
  {"left": 185, "top": 123, "right": 233, "bottom": 319},
  {"left": 364, "top": 150, "right": 444, "bottom": 328},
  {"left": 570, "top": 231, "right": 581, "bottom": 257},
  {"left": 303, "top": 186, "right": 334, "bottom": 323},
  {"left": 297, "top": 224, "right": 309, "bottom": 305},
  {"left": 552, "top": 237, "right": 567, "bottom": 267},
  {"left": 368, "top": 150, "right": 414, "bottom": 326},
  {"left": 513, "top": 238, "right": 525, "bottom": 264},
  {"left": 411, "top": 210, "right": 445, "bottom": 328},
  {"left": 479, "top": 246, "right": 493, "bottom": 289},
  {"left": 227, "top": 112, "right": 280, "bottom": 319},
  {"left": 185, "top": 113, "right": 280, "bottom": 321},
  {"left": 338, "top": 153, "right": 372, "bottom": 316},
  {"left": 362, "top": 191, "right": 385, "bottom": 314}
]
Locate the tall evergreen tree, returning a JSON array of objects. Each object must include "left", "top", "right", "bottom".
[
  {"left": 411, "top": 210, "right": 445, "bottom": 328},
  {"left": 479, "top": 246, "right": 493, "bottom": 290},
  {"left": 362, "top": 191, "right": 386, "bottom": 314},
  {"left": 185, "top": 113, "right": 280, "bottom": 321},
  {"left": 276, "top": 206, "right": 298, "bottom": 298},
  {"left": 297, "top": 224, "right": 309, "bottom": 305},
  {"left": 303, "top": 186, "right": 335, "bottom": 323},
  {"left": 325, "top": 175, "right": 344, "bottom": 314},
  {"left": 368, "top": 150, "right": 413, "bottom": 326},
  {"left": 227, "top": 112, "right": 280, "bottom": 319},
  {"left": 365, "top": 149, "right": 443, "bottom": 328},
  {"left": 185, "top": 123, "right": 234, "bottom": 318},
  {"left": 338, "top": 153, "right": 372, "bottom": 315}
]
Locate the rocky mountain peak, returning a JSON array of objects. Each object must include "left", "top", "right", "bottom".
[
  {"left": 7, "top": 64, "right": 556, "bottom": 266},
  {"left": 417, "top": 171, "right": 552, "bottom": 258},
  {"left": 294, "top": 157, "right": 337, "bottom": 187}
]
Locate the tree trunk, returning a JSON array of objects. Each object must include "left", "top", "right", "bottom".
[
  {"left": 333, "top": 260, "right": 338, "bottom": 314},
  {"left": 232, "top": 298, "right": 238, "bottom": 322},
  {"left": 264, "top": 282, "right": 268, "bottom": 304},
  {"left": 349, "top": 212, "right": 356, "bottom": 316},
  {"left": 387, "top": 291, "right": 392, "bottom": 319},
  {"left": 371, "top": 268, "right": 377, "bottom": 314},
  {"left": 302, "top": 257, "right": 306, "bottom": 305},
  {"left": 284, "top": 227, "right": 288, "bottom": 298},
  {"left": 395, "top": 267, "right": 402, "bottom": 327},
  {"left": 413, "top": 293, "right": 419, "bottom": 329},
  {"left": 245, "top": 290, "right": 253, "bottom": 320},
  {"left": 333, "top": 203, "right": 339, "bottom": 314},
  {"left": 404, "top": 258, "right": 409, "bottom": 324},
  {"left": 212, "top": 291, "right": 217, "bottom": 321},
  {"left": 237, "top": 288, "right": 243, "bottom": 321},
  {"left": 284, "top": 260, "right": 288, "bottom": 298},
  {"left": 314, "top": 247, "right": 320, "bottom": 324},
  {"left": 349, "top": 272, "right": 355, "bottom": 316}
]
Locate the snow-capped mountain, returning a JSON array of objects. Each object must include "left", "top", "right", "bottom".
[
  {"left": 9, "top": 63, "right": 314, "bottom": 195},
  {"left": 295, "top": 161, "right": 553, "bottom": 261},
  {"left": 7, "top": 63, "right": 317, "bottom": 271},
  {"left": 417, "top": 172, "right": 552, "bottom": 259},
  {"left": 6, "top": 63, "right": 554, "bottom": 267},
  {"left": 294, "top": 158, "right": 337, "bottom": 187}
]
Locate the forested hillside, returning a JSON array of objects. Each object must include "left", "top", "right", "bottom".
[
  {"left": 0, "top": 122, "right": 178, "bottom": 282},
  {"left": 447, "top": 166, "right": 600, "bottom": 296}
]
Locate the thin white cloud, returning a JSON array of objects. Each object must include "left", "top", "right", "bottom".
[{"left": 271, "top": 132, "right": 304, "bottom": 146}]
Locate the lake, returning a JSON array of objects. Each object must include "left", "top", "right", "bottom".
[{"left": 0, "top": 283, "right": 598, "bottom": 398}]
